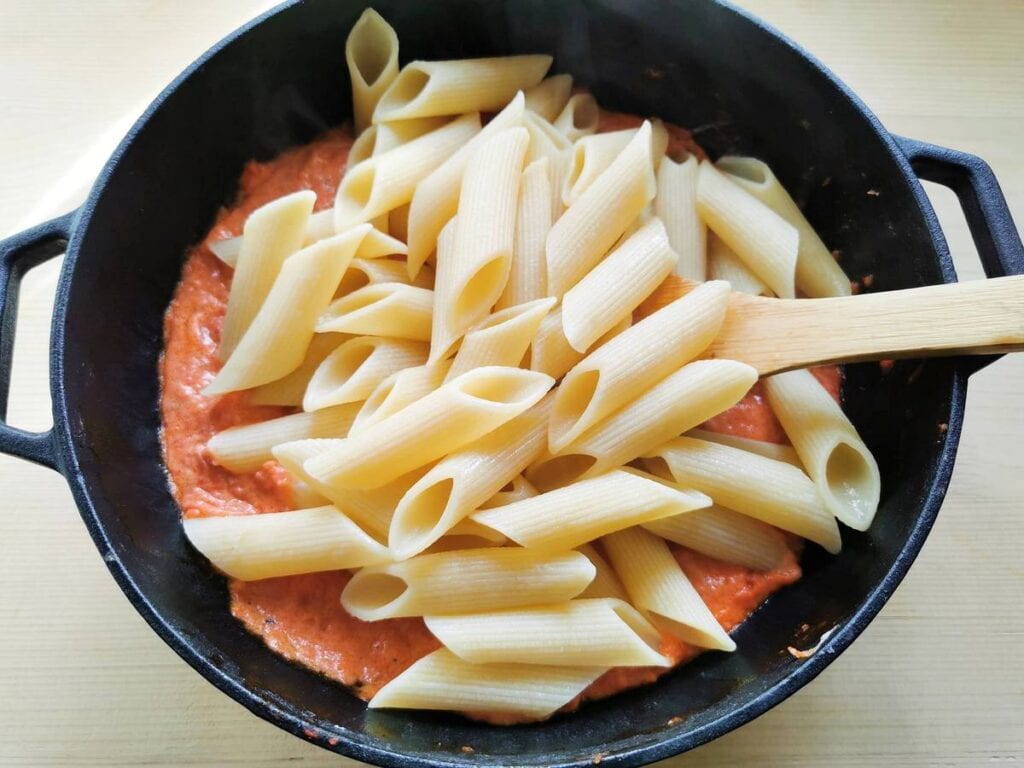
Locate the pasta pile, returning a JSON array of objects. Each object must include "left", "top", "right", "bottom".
[{"left": 184, "top": 9, "right": 881, "bottom": 720}]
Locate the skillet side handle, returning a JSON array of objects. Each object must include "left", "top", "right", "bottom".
[{"left": 0, "top": 211, "right": 78, "bottom": 471}]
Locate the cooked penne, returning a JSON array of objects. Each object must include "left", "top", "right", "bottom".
[
  {"left": 430, "top": 127, "right": 529, "bottom": 362},
  {"left": 346, "top": 8, "right": 400, "bottom": 133},
  {"left": 247, "top": 333, "right": 348, "bottom": 406},
  {"left": 425, "top": 598, "right": 669, "bottom": 667},
  {"left": 523, "top": 110, "right": 572, "bottom": 164},
  {"left": 303, "top": 367, "right": 553, "bottom": 490},
  {"left": 351, "top": 360, "right": 452, "bottom": 434},
  {"left": 182, "top": 506, "right": 390, "bottom": 581},
  {"left": 656, "top": 155, "right": 706, "bottom": 280},
  {"left": 427, "top": 218, "right": 461, "bottom": 362},
  {"left": 388, "top": 203, "right": 410, "bottom": 242},
  {"left": 551, "top": 281, "right": 730, "bottom": 452},
  {"left": 218, "top": 190, "right": 316, "bottom": 360},
  {"left": 367, "top": 648, "right": 603, "bottom": 718},
  {"left": 334, "top": 112, "right": 481, "bottom": 229},
  {"left": 207, "top": 403, "right": 360, "bottom": 473},
  {"left": 374, "top": 55, "right": 551, "bottom": 122},
  {"left": 472, "top": 469, "right": 711, "bottom": 551},
  {"left": 479, "top": 473, "right": 539, "bottom": 509},
  {"left": 497, "top": 159, "right": 553, "bottom": 309},
  {"left": 349, "top": 125, "right": 378, "bottom": 166},
  {"left": 687, "top": 428, "right": 801, "bottom": 467},
  {"left": 546, "top": 122, "right": 657, "bottom": 297},
  {"left": 341, "top": 548, "right": 594, "bottom": 620},
  {"left": 405, "top": 93, "right": 526, "bottom": 276},
  {"left": 389, "top": 394, "right": 553, "bottom": 558},
  {"left": 576, "top": 542, "right": 628, "bottom": 601},
  {"left": 644, "top": 435, "right": 842, "bottom": 553},
  {"left": 303, "top": 336, "right": 428, "bottom": 411},
  {"left": 527, "top": 308, "right": 631, "bottom": 381},
  {"left": 716, "top": 156, "right": 851, "bottom": 298},
  {"left": 707, "top": 231, "right": 770, "bottom": 295},
  {"left": 335, "top": 258, "right": 433, "bottom": 298},
  {"left": 696, "top": 161, "right": 797, "bottom": 299},
  {"left": 528, "top": 360, "right": 757, "bottom": 490},
  {"left": 764, "top": 369, "right": 880, "bottom": 530},
  {"left": 553, "top": 93, "right": 599, "bottom": 142},
  {"left": 374, "top": 116, "right": 450, "bottom": 155},
  {"left": 318, "top": 283, "right": 434, "bottom": 341},
  {"left": 205, "top": 227, "right": 370, "bottom": 395},
  {"left": 445, "top": 297, "right": 556, "bottom": 382},
  {"left": 560, "top": 217, "right": 676, "bottom": 353},
  {"left": 562, "top": 123, "right": 668, "bottom": 206},
  {"left": 603, "top": 526, "right": 735, "bottom": 651},
  {"left": 523, "top": 73, "right": 573, "bottom": 121}
]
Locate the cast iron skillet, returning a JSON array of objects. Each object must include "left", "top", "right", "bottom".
[{"left": 1, "top": 1, "right": 1021, "bottom": 765}]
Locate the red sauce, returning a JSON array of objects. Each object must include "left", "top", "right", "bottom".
[{"left": 160, "top": 117, "right": 834, "bottom": 724}]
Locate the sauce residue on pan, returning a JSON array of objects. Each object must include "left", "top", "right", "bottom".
[{"left": 160, "top": 116, "right": 830, "bottom": 723}]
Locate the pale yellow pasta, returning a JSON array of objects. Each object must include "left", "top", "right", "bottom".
[
  {"left": 335, "top": 258, "right": 433, "bottom": 298},
  {"left": 247, "top": 333, "right": 349, "bottom": 406},
  {"left": 552, "top": 93, "right": 599, "bottom": 142},
  {"left": 207, "top": 403, "right": 360, "bottom": 473},
  {"left": 388, "top": 394, "right": 552, "bottom": 558},
  {"left": 472, "top": 469, "right": 711, "bottom": 552},
  {"left": 205, "top": 227, "right": 370, "bottom": 395},
  {"left": 707, "top": 231, "right": 770, "bottom": 296},
  {"left": 546, "top": 122, "right": 656, "bottom": 297},
  {"left": 303, "top": 366, "right": 553, "bottom": 490},
  {"left": 696, "top": 161, "right": 798, "bottom": 299},
  {"left": 479, "top": 474, "right": 538, "bottom": 509},
  {"left": 643, "top": 435, "right": 842, "bottom": 553},
  {"left": 551, "top": 281, "right": 730, "bottom": 452},
  {"left": 349, "top": 125, "right": 379, "bottom": 166},
  {"left": 374, "top": 55, "right": 551, "bottom": 122},
  {"left": 290, "top": 478, "right": 330, "bottom": 509},
  {"left": 374, "top": 116, "right": 450, "bottom": 155},
  {"left": 576, "top": 543, "right": 628, "bottom": 601},
  {"left": 406, "top": 93, "right": 526, "bottom": 276},
  {"left": 522, "top": 110, "right": 572, "bottom": 164},
  {"left": 527, "top": 360, "right": 757, "bottom": 491},
  {"left": 687, "top": 428, "right": 801, "bottom": 467},
  {"left": 497, "top": 158, "right": 552, "bottom": 309},
  {"left": 318, "top": 283, "right": 434, "bottom": 341},
  {"left": 427, "top": 218, "right": 462, "bottom": 362},
  {"left": 182, "top": 506, "right": 390, "bottom": 581},
  {"left": 560, "top": 217, "right": 676, "bottom": 353},
  {"left": 716, "top": 156, "right": 851, "bottom": 298},
  {"left": 603, "top": 527, "right": 735, "bottom": 651},
  {"left": 429, "top": 127, "right": 529, "bottom": 362},
  {"left": 334, "top": 112, "right": 481, "bottom": 229},
  {"left": 389, "top": 203, "right": 410, "bottom": 242},
  {"left": 764, "top": 368, "right": 881, "bottom": 530},
  {"left": 445, "top": 297, "right": 556, "bottom": 382},
  {"left": 368, "top": 648, "right": 603, "bottom": 718},
  {"left": 341, "top": 548, "right": 594, "bottom": 621},
  {"left": 346, "top": 8, "right": 400, "bottom": 133},
  {"left": 656, "top": 155, "right": 706, "bottom": 280},
  {"left": 218, "top": 190, "right": 316, "bottom": 360},
  {"left": 523, "top": 73, "right": 573, "bottom": 121},
  {"left": 425, "top": 598, "right": 669, "bottom": 667},
  {"left": 303, "top": 336, "right": 428, "bottom": 411},
  {"left": 351, "top": 360, "right": 452, "bottom": 435},
  {"left": 527, "top": 308, "right": 631, "bottom": 381},
  {"left": 425, "top": 524, "right": 509, "bottom": 554},
  {"left": 562, "top": 123, "right": 668, "bottom": 206}
]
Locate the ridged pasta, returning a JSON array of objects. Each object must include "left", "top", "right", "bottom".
[
  {"left": 247, "top": 333, "right": 349, "bottom": 406},
  {"left": 656, "top": 155, "right": 706, "bottom": 280},
  {"left": 318, "top": 283, "right": 434, "bottom": 341},
  {"left": 335, "top": 257, "right": 433, "bottom": 298},
  {"left": 303, "top": 336, "right": 428, "bottom": 411},
  {"left": 523, "top": 73, "right": 573, "bottom": 121},
  {"left": 707, "top": 230, "right": 770, "bottom": 295},
  {"left": 553, "top": 93, "right": 599, "bottom": 142},
  {"left": 445, "top": 297, "right": 556, "bottom": 382},
  {"left": 346, "top": 8, "right": 400, "bottom": 133},
  {"left": 351, "top": 360, "right": 452, "bottom": 434},
  {"left": 687, "top": 428, "right": 801, "bottom": 467},
  {"left": 527, "top": 308, "right": 631, "bottom": 381},
  {"left": 497, "top": 158, "right": 553, "bottom": 309},
  {"left": 576, "top": 542, "right": 628, "bottom": 601}
]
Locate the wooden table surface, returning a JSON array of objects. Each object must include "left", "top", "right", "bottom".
[{"left": 1, "top": 2, "right": 1021, "bottom": 765}]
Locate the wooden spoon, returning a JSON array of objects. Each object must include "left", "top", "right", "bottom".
[{"left": 637, "top": 275, "right": 1024, "bottom": 375}]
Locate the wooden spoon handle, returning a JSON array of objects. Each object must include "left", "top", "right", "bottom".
[{"left": 709, "top": 275, "right": 1024, "bottom": 375}]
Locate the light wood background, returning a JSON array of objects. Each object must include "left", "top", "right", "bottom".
[{"left": 1, "top": 2, "right": 1021, "bottom": 766}]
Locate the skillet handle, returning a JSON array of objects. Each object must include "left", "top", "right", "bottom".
[{"left": 0, "top": 211, "right": 78, "bottom": 471}]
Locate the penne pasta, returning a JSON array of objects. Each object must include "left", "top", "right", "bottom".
[
  {"left": 716, "top": 156, "right": 851, "bottom": 298},
  {"left": 335, "top": 258, "right": 433, "bottom": 298},
  {"left": 527, "top": 307, "right": 631, "bottom": 381},
  {"left": 341, "top": 548, "right": 594, "bottom": 620},
  {"left": 374, "top": 116, "right": 450, "bottom": 155},
  {"left": 562, "top": 123, "right": 668, "bottom": 206},
  {"left": 427, "top": 218, "right": 461, "bottom": 362},
  {"left": 764, "top": 368, "right": 880, "bottom": 530},
  {"left": 643, "top": 435, "right": 842, "bottom": 553},
  {"left": 303, "top": 336, "right": 428, "bottom": 411},
  {"left": 522, "top": 110, "right": 572, "bottom": 165},
  {"left": 696, "top": 161, "right": 798, "bottom": 299},
  {"left": 602, "top": 526, "right": 735, "bottom": 651},
  {"left": 182, "top": 506, "right": 390, "bottom": 581},
  {"left": 527, "top": 359, "right": 757, "bottom": 490},
  {"left": 560, "top": 217, "right": 677, "bottom": 353},
  {"left": 318, "top": 283, "right": 434, "bottom": 341},
  {"left": 388, "top": 394, "right": 553, "bottom": 558},
  {"left": 218, "top": 190, "right": 316, "bottom": 360},
  {"left": 388, "top": 202, "right": 410, "bottom": 242},
  {"left": 656, "top": 155, "right": 706, "bottom": 280},
  {"left": 479, "top": 473, "right": 539, "bottom": 509},
  {"left": 551, "top": 281, "right": 730, "bottom": 452},
  {"left": 472, "top": 469, "right": 711, "bottom": 552},
  {"left": 374, "top": 55, "right": 551, "bottom": 122},
  {"left": 445, "top": 297, "right": 556, "bottom": 382},
  {"left": 707, "top": 230, "right": 770, "bottom": 295},
  {"left": 346, "top": 8, "right": 400, "bottom": 133},
  {"left": 303, "top": 366, "right": 553, "bottom": 490},
  {"left": 207, "top": 403, "right": 360, "bottom": 473},
  {"left": 576, "top": 542, "right": 628, "bottom": 601},
  {"left": 553, "top": 93, "right": 599, "bottom": 141},
  {"left": 523, "top": 73, "right": 573, "bottom": 121},
  {"left": 497, "top": 158, "right": 553, "bottom": 309},
  {"left": 351, "top": 360, "right": 452, "bottom": 434},
  {"left": 546, "top": 122, "right": 657, "bottom": 297},
  {"left": 368, "top": 648, "right": 603, "bottom": 719},
  {"left": 425, "top": 598, "right": 669, "bottom": 668},
  {"left": 349, "top": 125, "right": 378, "bottom": 166},
  {"left": 687, "top": 428, "right": 802, "bottom": 467},
  {"left": 247, "top": 333, "right": 348, "bottom": 406}
]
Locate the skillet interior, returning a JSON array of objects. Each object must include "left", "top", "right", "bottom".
[{"left": 54, "top": 0, "right": 961, "bottom": 765}]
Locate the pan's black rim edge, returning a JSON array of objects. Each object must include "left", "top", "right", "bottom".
[{"left": 46, "top": 0, "right": 964, "bottom": 766}]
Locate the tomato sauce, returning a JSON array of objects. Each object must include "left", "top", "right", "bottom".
[{"left": 160, "top": 116, "right": 833, "bottom": 723}]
